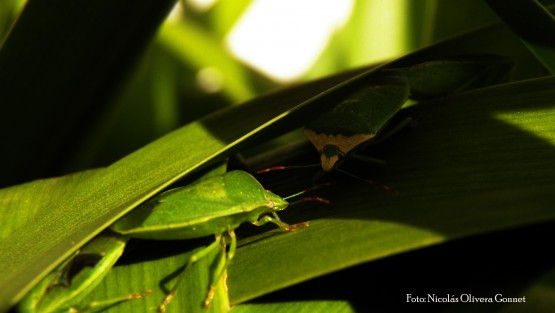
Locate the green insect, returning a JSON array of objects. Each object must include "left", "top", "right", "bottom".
[
  {"left": 18, "top": 169, "right": 323, "bottom": 313},
  {"left": 304, "top": 55, "right": 515, "bottom": 172},
  {"left": 17, "top": 234, "right": 150, "bottom": 313}
]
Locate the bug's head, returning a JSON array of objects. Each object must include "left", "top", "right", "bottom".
[
  {"left": 319, "top": 144, "right": 345, "bottom": 172},
  {"left": 265, "top": 191, "right": 289, "bottom": 212},
  {"left": 303, "top": 129, "right": 373, "bottom": 172}
]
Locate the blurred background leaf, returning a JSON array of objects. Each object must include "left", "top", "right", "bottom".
[
  {"left": 485, "top": 0, "right": 555, "bottom": 74},
  {"left": 2, "top": 0, "right": 551, "bottom": 185}
]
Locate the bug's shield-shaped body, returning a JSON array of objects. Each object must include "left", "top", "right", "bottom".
[
  {"left": 110, "top": 170, "right": 290, "bottom": 312},
  {"left": 19, "top": 170, "right": 291, "bottom": 313},
  {"left": 303, "top": 55, "right": 514, "bottom": 172},
  {"left": 406, "top": 56, "right": 514, "bottom": 100},
  {"left": 303, "top": 71, "right": 410, "bottom": 171},
  {"left": 111, "top": 170, "right": 289, "bottom": 239}
]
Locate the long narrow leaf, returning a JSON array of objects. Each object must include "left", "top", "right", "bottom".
[{"left": 1, "top": 19, "right": 548, "bottom": 312}]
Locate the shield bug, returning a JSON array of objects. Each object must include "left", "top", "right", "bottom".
[
  {"left": 304, "top": 56, "right": 514, "bottom": 172},
  {"left": 18, "top": 170, "right": 326, "bottom": 313}
]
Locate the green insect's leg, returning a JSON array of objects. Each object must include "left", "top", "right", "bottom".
[
  {"left": 76, "top": 290, "right": 152, "bottom": 313},
  {"left": 252, "top": 213, "right": 289, "bottom": 229},
  {"left": 203, "top": 229, "right": 236, "bottom": 308},
  {"left": 16, "top": 252, "right": 78, "bottom": 313},
  {"left": 17, "top": 234, "right": 128, "bottom": 313},
  {"left": 252, "top": 213, "right": 309, "bottom": 231},
  {"left": 226, "top": 229, "right": 237, "bottom": 261},
  {"left": 158, "top": 234, "right": 224, "bottom": 313}
]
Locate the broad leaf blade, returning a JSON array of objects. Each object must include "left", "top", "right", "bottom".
[
  {"left": 228, "top": 76, "right": 555, "bottom": 303},
  {"left": 75, "top": 76, "right": 555, "bottom": 313},
  {"left": 0, "top": 58, "right": 381, "bottom": 312},
  {"left": 485, "top": 0, "right": 555, "bottom": 74},
  {"left": 1, "top": 16, "right": 551, "bottom": 313},
  {"left": 0, "top": 0, "right": 176, "bottom": 187}
]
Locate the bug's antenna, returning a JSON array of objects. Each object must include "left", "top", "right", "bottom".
[
  {"left": 283, "top": 182, "right": 335, "bottom": 204},
  {"left": 336, "top": 169, "right": 398, "bottom": 194},
  {"left": 256, "top": 163, "right": 320, "bottom": 174}
]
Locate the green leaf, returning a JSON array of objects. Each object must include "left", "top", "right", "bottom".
[
  {"left": 231, "top": 301, "right": 356, "bottom": 313},
  {"left": 0, "top": 51, "right": 383, "bottom": 312},
  {"left": 3, "top": 9, "right": 554, "bottom": 313},
  {"left": 228, "top": 76, "right": 555, "bottom": 303},
  {"left": 63, "top": 76, "right": 555, "bottom": 313},
  {"left": 0, "top": 0, "right": 177, "bottom": 187},
  {"left": 157, "top": 19, "right": 255, "bottom": 102},
  {"left": 80, "top": 240, "right": 229, "bottom": 313},
  {"left": 485, "top": 0, "right": 555, "bottom": 74},
  {"left": 496, "top": 265, "right": 555, "bottom": 313}
]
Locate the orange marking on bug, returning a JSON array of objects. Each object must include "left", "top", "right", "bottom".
[{"left": 303, "top": 129, "right": 374, "bottom": 171}]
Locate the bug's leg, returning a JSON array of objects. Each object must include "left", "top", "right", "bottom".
[
  {"left": 274, "top": 212, "right": 310, "bottom": 231},
  {"left": 158, "top": 235, "right": 223, "bottom": 313},
  {"left": 18, "top": 234, "right": 128, "bottom": 313},
  {"left": 77, "top": 290, "right": 152, "bottom": 313},
  {"left": 255, "top": 164, "right": 320, "bottom": 174},
  {"left": 204, "top": 229, "right": 236, "bottom": 308},
  {"left": 50, "top": 250, "right": 80, "bottom": 288},
  {"left": 252, "top": 213, "right": 309, "bottom": 231},
  {"left": 348, "top": 117, "right": 413, "bottom": 182},
  {"left": 252, "top": 213, "right": 289, "bottom": 229},
  {"left": 336, "top": 168, "right": 398, "bottom": 194}
]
